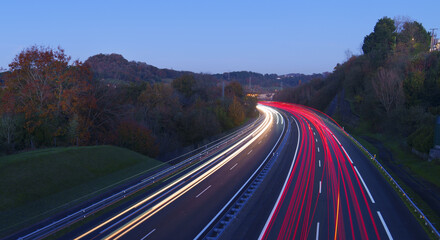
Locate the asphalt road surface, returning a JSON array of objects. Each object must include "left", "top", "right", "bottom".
[{"left": 222, "top": 102, "right": 428, "bottom": 240}]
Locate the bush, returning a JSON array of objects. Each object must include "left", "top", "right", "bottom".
[
  {"left": 407, "top": 126, "right": 434, "bottom": 153},
  {"left": 116, "top": 121, "right": 159, "bottom": 157}
]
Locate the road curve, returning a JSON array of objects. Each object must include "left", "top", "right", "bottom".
[
  {"left": 221, "top": 101, "right": 428, "bottom": 240},
  {"left": 60, "top": 105, "right": 287, "bottom": 240}
]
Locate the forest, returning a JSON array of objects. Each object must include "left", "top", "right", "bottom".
[
  {"left": 0, "top": 47, "right": 257, "bottom": 158},
  {"left": 275, "top": 17, "right": 439, "bottom": 154}
]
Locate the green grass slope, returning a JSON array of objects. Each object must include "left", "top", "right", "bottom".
[{"left": 0, "top": 145, "right": 164, "bottom": 236}]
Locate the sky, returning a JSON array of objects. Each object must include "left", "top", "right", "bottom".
[{"left": 1, "top": 0, "right": 439, "bottom": 75}]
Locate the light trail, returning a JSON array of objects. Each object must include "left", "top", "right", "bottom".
[
  {"left": 74, "top": 105, "right": 277, "bottom": 240},
  {"left": 259, "top": 101, "right": 383, "bottom": 240}
]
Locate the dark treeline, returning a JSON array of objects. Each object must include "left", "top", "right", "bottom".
[
  {"left": 275, "top": 17, "right": 439, "bottom": 153},
  {"left": 0, "top": 46, "right": 257, "bottom": 158}
]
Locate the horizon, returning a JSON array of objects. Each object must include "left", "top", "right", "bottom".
[{"left": 1, "top": 0, "right": 439, "bottom": 75}]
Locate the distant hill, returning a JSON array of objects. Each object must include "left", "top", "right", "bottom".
[
  {"left": 85, "top": 53, "right": 324, "bottom": 89},
  {"left": 85, "top": 54, "right": 192, "bottom": 83}
]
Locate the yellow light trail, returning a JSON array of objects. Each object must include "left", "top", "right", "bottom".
[{"left": 334, "top": 190, "right": 340, "bottom": 240}]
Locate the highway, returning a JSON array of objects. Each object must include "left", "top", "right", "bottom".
[
  {"left": 13, "top": 104, "right": 287, "bottom": 240},
  {"left": 221, "top": 102, "right": 429, "bottom": 240},
  {"left": 13, "top": 102, "right": 432, "bottom": 240}
]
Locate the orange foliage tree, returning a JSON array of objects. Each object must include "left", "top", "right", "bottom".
[{"left": 4, "top": 46, "right": 93, "bottom": 146}]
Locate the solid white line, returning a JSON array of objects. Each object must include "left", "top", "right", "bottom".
[
  {"left": 315, "top": 222, "right": 320, "bottom": 240},
  {"left": 140, "top": 229, "right": 156, "bottom": 240},
  {"left": 195, "top": 185, "right": 211, "bottom": 198},
  {"left": 247, "top": 150, "right": 253, "bottom": 155},
  {"left": 341, "top": 146, "right": 354, "bottom": 164},
  {"left": 377, "top": 211, "right": 393, "bottom": 240},
  {"left": 317, "top": 147, "right": 320, "bottom": 152},
  {"left": 319, "top": 160, "right": 321, "bottom": 168},
  {"left": 319, "top": 181, "right": 322, "bottom": 194},
  {"left": 230, "top": 163, "right": 238, "bottom": 171},
  {"left": 196, "top": 109, "right": 287, "bottom": 240},
  {"left": 354, "top": 166, "right": 375, "bottom": 204},
  {"left": 259, "top": 116, "right": 301, "bottom": 240}
]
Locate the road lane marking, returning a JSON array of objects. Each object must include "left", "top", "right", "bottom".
[
  {"left": 377, "top": 211, "right": 393, "bottom": 240},
  {"left": 317, "top": 147, "right": 320, "bottom": 152},
  {"left": 196, "top": 185, "right": 212, "bottom": 198},
  {"left": 230, "top": 163, "right": 238, "bottom": 170},
  {"left": 258, "top": 140, "right": 262, "bottom": 144},
  {"left": 319, "top": 181, "right": 322, "bottom": 194},
  {"left": 314, "top": 132, "right": 316, "bottom": 136},
  {"left": 316, "top": 222, "right": 320, "bottom": 240},
  {"left": 354, "top": 166, "right": 375, "bottom": 203},
  {"left": 315, "top": 139, "right": 318, "bottom": 143},
  {"left": 258, "top": 116, "right": 301, "bottom": 240},
  {"left": 247, "top": 150, "right": 253, "bottom": 155},
  {"left": 319, "top": 160, "right": 321, "bottom": 167},
  {"left": 140, "top": 229, "right": 156, "bottom": 240},
  {"left": 341, "top": 146, "right": 354, "bottom": 164}
]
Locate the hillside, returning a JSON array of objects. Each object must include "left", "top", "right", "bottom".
[
  {"left": 85, "top": 53, "right": 192, "bottom": 83},
  {"left": 274, "top": 17, "right": 440, "bottom": 228},
  {"left": 0, "top": 145, "right": 164, "bottom": 235},
  {"left": 84, "top": 53, "right": 323, "bottom": 89}
]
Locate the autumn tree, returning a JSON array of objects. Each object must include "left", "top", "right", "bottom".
[
  {"left": 3, "top": 46, "right": 93, "bottom": 147},
  {"left": 228, "top": 96, "right": 245, "bottom": 126}
]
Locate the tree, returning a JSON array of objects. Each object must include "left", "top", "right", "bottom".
[
  {"left": 362, "top": 17, "right": 397, "bottom": 65},
  {"left": 3, "top": 46, "right": 93, "bottom": 147},
  {"left": 225, "top": 81, "right": 244, "bottom": 98},
  {"left": 228, "top": 97, "right": 245, "bottom": 126},
  {"left": 396, "top": 21, "right": 430, "bottom": 55},
  {"left": 116, "top": 120, "right": 158, "bottom": 157},
  {"left": 172, "top": 74, "right": 196, "bottom": 98},
  {"left": 372, "top": 67, "right": 404, "bottom": 115}
]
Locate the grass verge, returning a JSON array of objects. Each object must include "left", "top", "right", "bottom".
[
  {"left": 0, "top": 145, "right": 164, "bottom": 237},
  {"left": 348, "top": 131, "right": 440, "bottom": 239}
]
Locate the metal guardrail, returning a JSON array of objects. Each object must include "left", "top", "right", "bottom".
[
  {"left": 200, "top": 109, "right": 291, "bottom": 240},
  {"left": 15, "top": 115, "right": 265, "bottom": 240},
  {"left": 343, "top": 130, "right": 440, "bottom": 239}
]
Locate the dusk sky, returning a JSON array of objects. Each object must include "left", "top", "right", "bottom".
[{"left": 1, "top": 0, "right": 439, "bottom": 74}]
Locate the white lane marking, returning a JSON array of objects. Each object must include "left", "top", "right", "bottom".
[
  {"left": 315, "top": 222, "right": 320, "bottom": 240},
  {"left": 230, "top": 163, "right": 238, "bottom": 171},
  {"left": 319, "top": 181, "right": 322, "bottom": 194},
  {"left": 317, "top": 147, "right": 320, "bottom": 152},
  {"left": 314, "top": 132, "right": 316, "bottom": 136},
  {"left": 315, "top": 139, "right": 318, "bottom": 143},
  {"left": 247, "top": 150, "right": 253, "bottom": 155},
  {"left": 258, "top": 140, "right": 262, "bottom": 144},
  {"left": 259, "top": 117, "right": 301, "bottom": 240},
  {"left": 377, "top": 211, "right": 393, "bottom": 240},
  {"left": 341, "top": 146, "right": 354, "bottom": 164},
  {"left": 319, "top": 160, "right": 321, "bottom": 167},
  {"left": 195, "top": 185, "right": 212, "bottom": 198},
  {"left": 354, "top": 166, "right": 375, "bottom": 204},
  {"left": 141, "top": 229, "right": 156, "bottom": 240}
]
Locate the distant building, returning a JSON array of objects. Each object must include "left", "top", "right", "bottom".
[{"left": 430, "top": 29, "right": 440, "bottom": 52}]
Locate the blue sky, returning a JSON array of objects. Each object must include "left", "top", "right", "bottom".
[{"left": 1, "top": 0, "right": 438, "bottom": 74}]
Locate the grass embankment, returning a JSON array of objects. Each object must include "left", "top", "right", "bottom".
[{"left": 0, "top": 145, "right": 164, "bottom": 236}]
